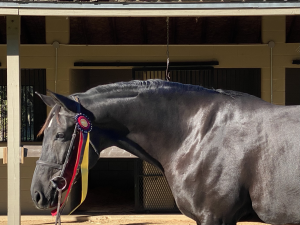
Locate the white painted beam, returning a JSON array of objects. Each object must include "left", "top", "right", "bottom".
[
  {"left": 7, "top": 15, "right": 21, "bottom": 225},
  {"left": 0, "top": 146, "right": 138, "bottom": 159},
  {"left": 19, "top": 8, "right": 300, "bottom": 17},
  {"left": 1, "top": 1, "right": 299, "bottom": 10},
  {"left": 0, "top": 1, "right": 299, "bottom": 16},
  {"left": 0, "top": 8, "right": 18, "bottom": 15}
]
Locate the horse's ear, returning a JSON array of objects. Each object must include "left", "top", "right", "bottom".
[
  {"left": 48, "top": 91, "right": 95, "bottom": 121},
  {"left": 35, "top": 92, "right": 56, "bottom": 107},
  {"left": 48, "top": 91, "right": 78, "bottom": 113}
]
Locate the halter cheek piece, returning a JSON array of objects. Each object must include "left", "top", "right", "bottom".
[
  {"left": 36, "top": 123, "right": 78, "bottom": 185},
  {"left": 35, "top": 96, "right": 92, "bottom": 225}
]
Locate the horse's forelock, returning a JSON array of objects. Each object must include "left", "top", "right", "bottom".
[{"left": 37, "top": 105, "right": 61, "bottom": 137}]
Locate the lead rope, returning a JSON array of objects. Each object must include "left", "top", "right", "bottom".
[
  {"left": 55, "top": 190, "right": 61, "bottom": 225},
  {"left": 51, "top": 175, "right": 67, "bottom": 225},
  {"left": 166, "top": 17, "right": 170, "bottom": 81}
]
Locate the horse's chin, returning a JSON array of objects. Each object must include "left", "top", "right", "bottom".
[
  {"left": 49, "top": 202, "right": 57, "bottom": 209},
  {"left": 34, "top": 202, "right": 51, "bottom": 210},
  {"left": 49, "top": 196, "right": 59, "bottom": 209}
]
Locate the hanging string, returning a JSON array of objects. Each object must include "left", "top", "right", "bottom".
[{"left": 166, "top": 17, "right": 170, "bottom": 81}]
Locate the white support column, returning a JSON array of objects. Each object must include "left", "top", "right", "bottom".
[{"left": 6, "top": 15, "right": 21, "bottom": 225}]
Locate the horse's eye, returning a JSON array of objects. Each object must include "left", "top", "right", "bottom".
[{"left": 56, "top": 133, "right": 64, "bottom": 139}]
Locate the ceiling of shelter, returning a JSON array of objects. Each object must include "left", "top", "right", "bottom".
[
  {"left": 0, "top": 16, "right": 298, "bottom": 44},
  {"left": 286, "top": 16, "right": 300, "bottom": 43},
  {"left": 70, "top": 17, "right": 262, "bottom": 44},
  {"left": 0, "top": 16, "right": 45, "bottom": 44},
  {"left": 0, "top": 0, "right": 294, "bottom": 2}
]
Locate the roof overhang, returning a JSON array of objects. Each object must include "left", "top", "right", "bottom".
[{"left": 0, "top": 2, "right": 299, "bottom": 16}]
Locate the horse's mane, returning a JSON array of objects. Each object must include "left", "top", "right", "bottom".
[{"left": 89, "top": 79, "right": 245, "bottom": 98}]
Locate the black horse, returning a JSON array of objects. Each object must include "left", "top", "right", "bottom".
[{"left": 31, "top": 80, "right": 300, "bottom": 225}]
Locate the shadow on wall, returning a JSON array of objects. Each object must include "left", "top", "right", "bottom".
[
  {"left": 70, "top": 69, "right": 133, "bottom": 94},
  {"left": 66, "top": 158, "right": 135, "bottom": 215}
]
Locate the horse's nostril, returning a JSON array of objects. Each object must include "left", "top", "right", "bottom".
[
  {"left": 34, "top": 191, "right": 41, "bottom": 204},
  {"left": 33, "top": 190, "right": 49, "bottom": 209}
]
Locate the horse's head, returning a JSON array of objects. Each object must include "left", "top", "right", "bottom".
[{"left": 30, "top": 92, "right": 96, "bottom": 210}]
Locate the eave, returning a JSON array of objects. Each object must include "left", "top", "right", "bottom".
[{"left": 0, "top": 2, "right": 299, "bottom": 16}]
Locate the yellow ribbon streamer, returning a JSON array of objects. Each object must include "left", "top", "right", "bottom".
[{"left": 69, "top": 133, "right": 90, "bottom": 214}]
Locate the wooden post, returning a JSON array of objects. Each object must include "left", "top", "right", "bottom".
[
  {"left": 7, "top": 15, "right": 21, "bottom": 225},
  {"left": 2, "top": 147, "right": 7, "bottom": 164}
]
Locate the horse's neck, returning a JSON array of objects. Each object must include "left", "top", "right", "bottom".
[{"left": 84, "top": 89, "right": 213, "bottom": 166}]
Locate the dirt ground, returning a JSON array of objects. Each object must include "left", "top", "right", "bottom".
[{"left": 0, "top": 214, "right": 267, "bottom": 225}]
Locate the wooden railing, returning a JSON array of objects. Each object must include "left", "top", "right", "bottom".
[
  {"left": 0, "top": 146, "right": 137, "bottom": 162},
  {"left": 3, "top": 0, "right": 297, "bottom": 2}
]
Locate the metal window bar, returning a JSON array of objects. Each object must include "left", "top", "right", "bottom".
[
  {"left": 0, "top": 69, "right": 46, "bottom": 142},
  {"left": 0, "top": 85, "right": 7, "bottom": 142},
  {"left": 21, "top": 85, "right": 34, "bottom": 141},
  {"left": 0, "top": 85, "right": 34, "bottom": 142},
  {"left": 135, "top": 159, "right": 178, "bottom": 212}
]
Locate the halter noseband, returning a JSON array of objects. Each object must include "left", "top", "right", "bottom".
[{"left": 35, "top": 124, "right": 77, "bottom": 173}]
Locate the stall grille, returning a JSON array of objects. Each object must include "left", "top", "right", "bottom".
[
  {"left": 0, "top": 69, "right": 46, "bottom": 142},
  {"left": 133, "top": 68, "right": 261, "bottom": 97},
  {"left": 135, "top": 159, "right": 179, "bottom": 212}
]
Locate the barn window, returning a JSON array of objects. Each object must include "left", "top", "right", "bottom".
[
  {"left": 133, "top": 68, "right": 261, "bottom": 98},
  {"left": 0, "top": 85, "right": 6, "bottom": 142},
  {"left": 0, "top": 69, "right": 46, "bottom": 142},
  {"left": 285, "top": 68, "right": 300, "bottom": 105}
]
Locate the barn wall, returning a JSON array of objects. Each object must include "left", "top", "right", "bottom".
[
  {"left": 70, "top": 69, "right": 133, "bottom": 94},
  {"left": 0, "top": 159, "right": 6, "bottom": 214},
  {"left": 0, "top": 158, "right": 51, "bottom": 215},
  {"left": 31, "top": 41, "right": 297, "bottom": 106},
  {"left": 88, "top": 69, "right": 132, "bottom": 87},
  {"left": 0, "top": 16, "right": 294, "bottom": 106},
  {"left": 70, "top": 69, "right": 89, "bottom": 93},
  {"left": 77, "top": 158, "right": 135, "bottom": 213},
  {"left": 261, "top": 16, "right": 286, "bottom": 105},
  {"left": 0, "top": 15, "right": 298, "bottom": 214},
  {"left": 46, "top": 16, "right": 70, "bottom": 44},
  {"left": 12, "top": 41, "right": 295, "bottom": 106},
  {"left": 24, "top": 16, "right": 298, "bottom": 107},
  {"left": 19, "top": 158, "right": 52, "bottom": 215}
]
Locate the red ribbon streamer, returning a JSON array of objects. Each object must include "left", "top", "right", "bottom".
[{"left": 51, "top": 132, "right": 84, "bottom": 216}]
